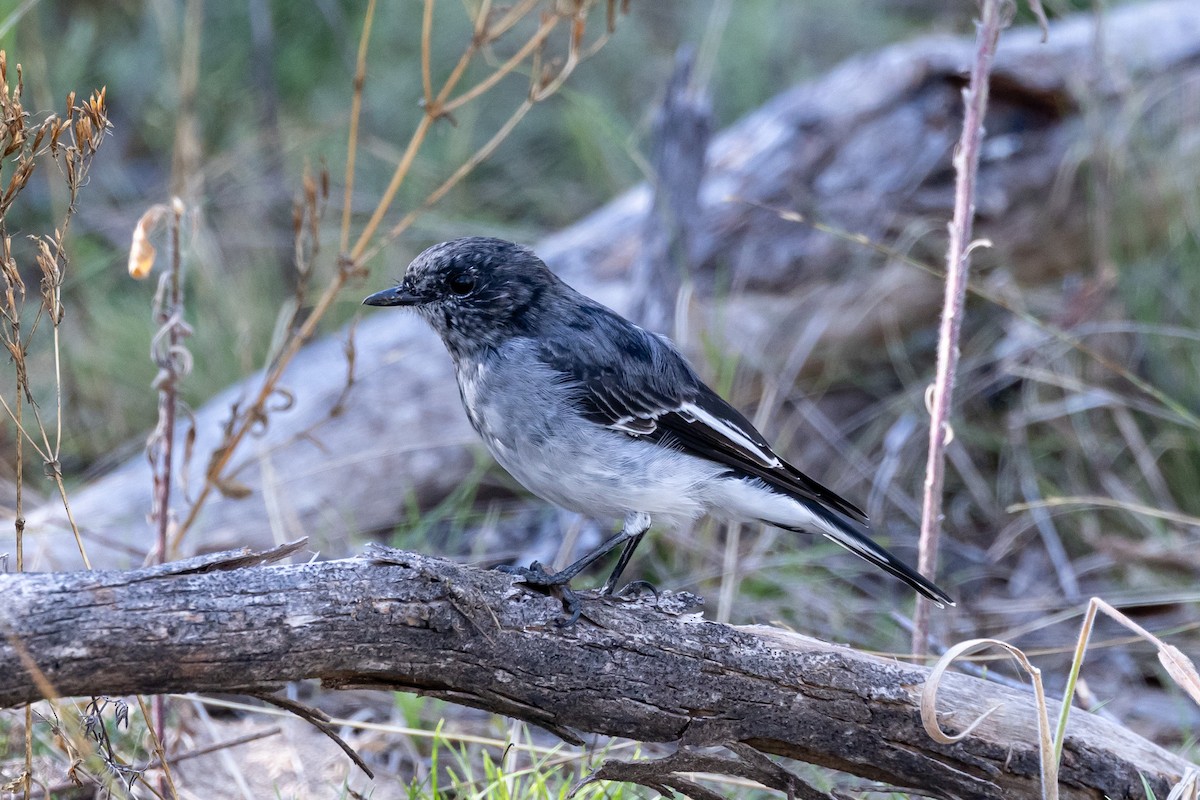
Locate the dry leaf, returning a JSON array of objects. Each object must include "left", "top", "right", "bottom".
[
  {"left": 214, "top": 476, "right": 253, "bottom": 500},
  {"left": 1158, "top": 645, "right": 1200, "bottom": 706},
  {"left": 128, "top": 204, "right": 170, "bottom": 279}
]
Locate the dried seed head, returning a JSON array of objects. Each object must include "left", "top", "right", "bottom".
[
  {"left": 30, "top": 121, "right": 46, "bottom": 153},
  {"left": 88, "top": 87, "right": 106, "bottom": 117},
  {"left": 76, "top": 116, "right": 92, "bottom": 147},
  {"left": 34, "top": 235, "right": 65, "bottom": 323},
  {"left": 50, "top": 118, "right": 64, "bottom": 151}
]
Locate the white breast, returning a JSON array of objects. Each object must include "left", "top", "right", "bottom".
[{"left": 456, "top": 341, "right": 726, "bottom": 525}]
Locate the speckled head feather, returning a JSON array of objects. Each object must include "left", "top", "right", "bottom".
[{"left": 364, "top": 237, "right": 563, "bottom": 361}]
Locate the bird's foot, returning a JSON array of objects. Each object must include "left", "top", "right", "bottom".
[
  {"left": 612, "top": 580, "right": 659, "bottom": 601},
  {"left": 495, "top": 561, "right": 583, "bottom": 627},
  {"left": 495, "top": 559, "right": 567, "bottom": 585}
]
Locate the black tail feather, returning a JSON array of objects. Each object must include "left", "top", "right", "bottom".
[{"left": 773, "top": 516, "right": 955, "bottom": 608}]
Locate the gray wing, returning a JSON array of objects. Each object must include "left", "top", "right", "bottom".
[{"left": 535, "top": 300, "right": 868, "bottom": 525}]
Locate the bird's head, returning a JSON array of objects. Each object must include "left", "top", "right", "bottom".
[{"left": 363, "top": 237, "right": 557, "bottom": 359}]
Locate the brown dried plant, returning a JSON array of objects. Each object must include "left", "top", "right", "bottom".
[
  {"left": 1, "top": 53, "right": 111, "bottom": 573},
  {"left": 1, "top": 48, "right": 112, "bottom": 800},
  {"left": 920, "top": 596, "right": 1200, "bottom": 800}
]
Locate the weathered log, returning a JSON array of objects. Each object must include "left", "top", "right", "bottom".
[
  {"left": 0, "top": 543, "right": 1193, "bottom": 799},
  {"left": 21, "top": 0, "right": 1200, "bottom": 567}
]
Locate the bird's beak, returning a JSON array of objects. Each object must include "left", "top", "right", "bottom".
[{"left": 363, "top": 285, "right": 421, "bottom": 307}]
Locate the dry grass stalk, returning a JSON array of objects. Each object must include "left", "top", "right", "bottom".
[
  {"left": 922, "top": 593, "right": 1200, "bottom": 800},
  {"left": 921, "top": 636, "right": 1058, "bottom": 799},
  {"left": 1, "top": 53, "right": 110, "bottom": 572},
  {"left": 130, "top": 199, "right": 193, "bottom": 568},
  {"left": 127, "top": 196, "right": 192, "bottom": 795},
  {"left": 1057, "top": 597, "right": 1200, "bottom": 756}
]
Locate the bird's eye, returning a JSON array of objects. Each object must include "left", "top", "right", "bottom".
[{"left": 447, "top": 273, "right": 476, "bottom": 296}]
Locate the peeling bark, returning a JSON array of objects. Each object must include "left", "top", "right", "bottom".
[{"left": 1, "top": 543, "right": 1193, "bottom": 799}]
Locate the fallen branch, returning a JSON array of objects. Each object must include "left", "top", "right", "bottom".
[{"left": 0, "top": 543, "right": 1192, "bottom": 799}]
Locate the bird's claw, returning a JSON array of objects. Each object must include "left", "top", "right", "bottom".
[
  {"left": 495, "top": 560, "right": 565, "bottom": 585},
  {"left": 613, "top": 579, "right": 659, "bottom": 601},
  {"left": 495, "top": 561, "right": 583, "bottom": 626}
]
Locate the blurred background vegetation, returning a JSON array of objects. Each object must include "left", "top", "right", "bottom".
[
  {"left": 0, "top": 0, "right": 986, "bottom": 471},
  {"left": 3, "top": 0, "right": 1198, "bottom": 796}
]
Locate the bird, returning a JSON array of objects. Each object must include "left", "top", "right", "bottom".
[{"left": 364, "top": 236, "right": 953, "bottom": 622}]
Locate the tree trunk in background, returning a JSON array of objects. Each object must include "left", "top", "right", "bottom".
[
  {"left": 22, "top": 0, "right": 1200, "bottom": 568},
  {"left": 629, "top": 46, "right": 710, "bottom": 333}
]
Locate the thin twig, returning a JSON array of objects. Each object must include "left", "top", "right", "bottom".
[
  {"left": 250, "top": 693, "right": 374, "bottom": 779},
  {"left": 134, "top": 695, "right": 179, "bottom": 800},
  {"left": 420, "top": 0, "right": 436, "bottom": 110},
  {"left": 48, "top": 469, "right": 91, "bottom": 570},
  {"left": 338, "top": 0, "right": 376, "bottom": 255},
  {"left": 912, "top": 0, "right": 1012, "bottom": 656},
  {"left": 152, "top": 200, "right": 185, "bottom": 565}
]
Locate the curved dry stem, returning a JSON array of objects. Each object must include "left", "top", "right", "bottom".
[{"left": 921, "top": 637, "right": 1057, "bottom": 799}]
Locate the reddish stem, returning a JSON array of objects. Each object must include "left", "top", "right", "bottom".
[{"left": 912, "top": 0, "right": 1009, "bottom": 656}]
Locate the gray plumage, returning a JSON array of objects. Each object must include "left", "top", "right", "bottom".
[{"left": 364, "top": 236, "right": 953, "bottom": 609}]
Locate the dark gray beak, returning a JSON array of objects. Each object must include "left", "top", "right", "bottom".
[{"left": 363, "top": 285, "right": 421, "bottom": 307}]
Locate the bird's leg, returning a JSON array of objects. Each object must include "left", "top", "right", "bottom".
[
  {"left": 600, "top": 512, "right": 652, "bottom": 595},
  {"left": 497, "top": 512, "right": 651, "bottom": 624}
]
